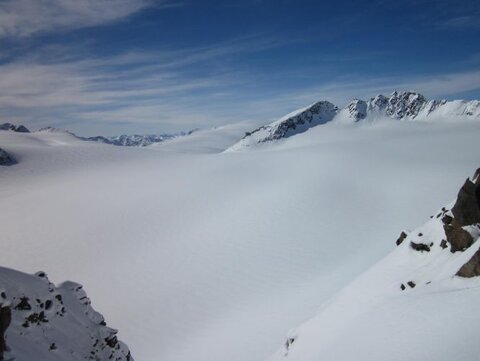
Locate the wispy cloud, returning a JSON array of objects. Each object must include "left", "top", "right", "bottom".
[
  {"left": 1, "top": 37, "right": 480, "bottom": 136},
  {"left": 0, "top": 37, "right": 283, "bottom": 134},
  {"left": 438, "top": 14, "right": 480, "bottom": 30},
  {"left": 0, "top": 0, "right": 168, "bottom": 38},
  {"left": 276, "top": 70, "right": 480, "bottom": 108}
]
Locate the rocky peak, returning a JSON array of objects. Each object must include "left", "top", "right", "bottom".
[
  {"left": 0, "top": 123, "right": 30, "bottom": 133},
  {"left": 238, "top": 100, "right": 338, "bottom": 145},
  {"left": 346, "top": 99, "right": 367, "bottom": 121},
  {"left": 385, "top": 91, "right": 427, "bottom": 119},
  {"left": 367, "top": 94, "right": 388, "bottom": 112},
  {"left": 265, "top": 100, "right": 338, "bottom": 140}
]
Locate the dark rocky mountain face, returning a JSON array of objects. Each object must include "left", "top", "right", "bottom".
[
  {"left": 0, "top": 123, "right": 30, "bottom": 133},
  {"left": 384, "top": 91, "right": 427, "bottom": 119},
  {"left": 0, "top": 148, "right": 16, "bottom": 166},
  {"left": 346, "top": 99, "right": 367, "bottom": 121},
  {"left": 240, "top": 101, "right": 338, "bottom": 144}
]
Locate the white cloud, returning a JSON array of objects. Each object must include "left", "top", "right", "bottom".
[
  {"left": 0, "top": 0, "right": 163, "bottom": 38},
  {"left": 0, "top": 37, "right": 479, "bottom": 136},
  {"left": 280, "top": 70, "right": 480, "bottom": 108}
]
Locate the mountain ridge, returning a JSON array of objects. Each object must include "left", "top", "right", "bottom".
[{"left": 228, "top": 91, "right": 480, "bottom": 151}]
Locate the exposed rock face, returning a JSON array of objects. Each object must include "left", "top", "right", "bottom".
[
  {"left": 410, "top": 241, "right": 430, "bottom": 252},
  {"left": 229, "top": 91, "right": 480, "bottom": 151},
  {"left": 15, "top": 125, "right": 30, "bottom": 133},
  {"left": 346, "top": 99, "right": 367, "bottom": 121},
  {"left": 444, "top": 225, "right": 474, "bottom": 253},
  {"left": 457, "top": 251, "right": 480, "bottom": 278},
  {"left": 367, "top": 94, "right": 388, "bottom": 112},
  {"left": 366, "top": 91, "right": 427, "bottom": 119},
  {"left": 451, "top": 175, "right": 480, "bottom": 227},
  {"left": 367, "top": 91, "right": 427, "bottom": 119},
  {"left": 229, "top": 101, "right": 338, "bottom": 150},
  {"left": 445, "top": 169, "right": 480, "bottom": 277},
  {"left": 390, "top": 168, "right": 480, "bottom": 279},
  {"left": 0, "top": 123, "right": 30, "bottom": 133},
  {"left": 442, "top": 171, "right": 480, "bottom": 255},
  {"left": 395, "top": 231, "right": 408, "bottom": 246},
  {"left": 245, "top": 101, "right": 338, "bottom": 143},
  {"left": 386, "top": 91, "right": 427, "bottom": 119},
  {"left": 0, "top": 148, "right": 16, "bottom": 166},
  {"left": 0, "top": 267, "right": 133, "bottom": 361},
  {"left": 0, "top": 306, "right": 11, "bottom": 361}
]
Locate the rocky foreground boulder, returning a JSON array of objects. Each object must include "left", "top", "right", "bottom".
[
  {"left": 396, "top": 168, "right": 480, "bottom": 278},
  {"left": 0, "top": 267, "right": 132, "bottom": 361},
  {"left": 447, "top": 170, "right": 480, "bottom": 277}
]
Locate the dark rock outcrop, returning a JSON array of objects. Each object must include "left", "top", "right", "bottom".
[
  {"left": 457, "top": 250, "right": 480, "bottom": 278},
  {"left": 448, "top": 169, "right": 480, "bottom": 277},
  {"left": 235, "top": 101, "right": 338, "bottom": 147},
  {"left": 0, "top": 267, "right": 133, "bottom": 361},
  {"left": 445, "top": 225, "right": 474, "bottom": 253},
  {"left": 0, "top": 306, "right": 11, "bottom": 361},
  {"left": 346, "top": 99, "right": 367, "bottom": 121},
  {"left": 396, "top": 231, "right": 408, "bottom": 246},
  {"left": 0, "top": 123, "right": 30, "bottom": 133},
  {"left": 410, "top": 241, "right": 430, "bottom": 252},
  {"left": 451, "top": 174, "right": 480, "bottom": 227},
  {"left": 0, "top": 148, "right": 16, "bottom": 166},
  {"left": 441, "top": 171, "right": 480, "bottom": 254},
  {"left": 15, "top": 125, "right": 30, "bottom": 133}
]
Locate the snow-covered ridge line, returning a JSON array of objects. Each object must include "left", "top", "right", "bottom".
[
  {"left": 0, "top": 123, "right": 30, "bottom": 133},
  {"left": 226, "top": 101, "right": 338, "bottom": 151},
  {"left": 0, "top": 266, "right": 133, "bottom": 361},
  {"left": 37, "top": 126, "right": 196, "bottom": 147},
  {"left": 269, "top": 168, "right": 480, "bottom": 361},
  {"left": 229, "top": 91, "right": 480, "bottom": 151}
]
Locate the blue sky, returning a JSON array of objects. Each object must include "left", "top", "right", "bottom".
[{"left": 0, "top": 0, "right": 479, "bottom": 135}]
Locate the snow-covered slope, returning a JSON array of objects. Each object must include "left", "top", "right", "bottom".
[
  {"left": 0, "top": 267, "right": 132, "bottom": 361},
  {"left": 153, "top": 120, "right": 268, "bottom": 153},
  {"left": 268, "top": 169, "right": 480, "bottom": 361},
  {"left": 0, "top": 118, "right": 479, "bottom": 361},
  {"left": 229, "top": 92, "right": 480, "bottom": 150},
  {"left": 227, "top": 101, "right": 338, "bottom": 151}
]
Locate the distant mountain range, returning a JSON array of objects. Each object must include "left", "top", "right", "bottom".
[
  {"left": 2, "top": 91, "right": 480, "bottom": 153},
  {"left": 38, "top": 126, "right": 198, "bottom": 147},
  {"left": 0, "top": 123, "right": 197, "bottom": 147},
  {"left": 228, "top": 91, "right": 480, "bottom": 150}
]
